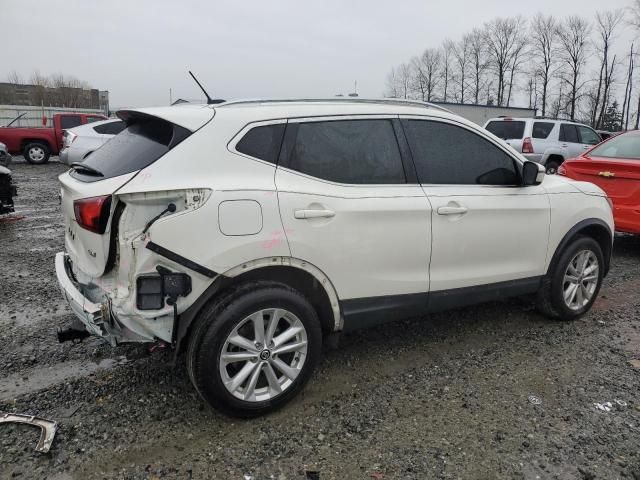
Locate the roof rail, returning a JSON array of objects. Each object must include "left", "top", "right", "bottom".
[{"left": 216, "top": 98, "right": 453, "bottom": 113}]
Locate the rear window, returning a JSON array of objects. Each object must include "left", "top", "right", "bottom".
[
  {"left": 70, "top": 115, "right": 190, "bottom": 182},
  {"left": 485, "top": 120, "right": 526, "bottom": 140},
  {"left": 589, "top": 132, "right": 640, "bottom": 159},
  {"left": 93, "top": 120, "right": 126, "bottom": 135},
  {"left": 60, "top": 115, "right": 82, "bottom": 130}
]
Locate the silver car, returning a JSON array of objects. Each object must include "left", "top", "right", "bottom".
[
  {"left": 59, "top": 119, "right": 125, "bottom": 165},
  {"left": 484, "top": 117, "right": 602, "bottom": 174}
]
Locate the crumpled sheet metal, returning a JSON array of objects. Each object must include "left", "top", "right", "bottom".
[{"left": 0, "top": 413, "right": 58, "bottom": 453}]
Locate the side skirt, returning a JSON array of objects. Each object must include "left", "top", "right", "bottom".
[{"left": 341, "top": 276, "right": 542, "bottom": 332}]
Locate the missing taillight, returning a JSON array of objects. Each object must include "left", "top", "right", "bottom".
[{"left": 73, "top": 195, "right": 112, "bottom": 234}]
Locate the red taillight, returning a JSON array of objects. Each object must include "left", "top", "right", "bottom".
[
  {"left": 73, "top": 195, "right": 112, "bottom": 234},
  {"left": 522, "top": 137, "right": 534, "bottom": 154}
]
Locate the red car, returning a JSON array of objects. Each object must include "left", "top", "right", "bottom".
[{"left": 559, "top": 130, "right": 640, "bottom": 234}]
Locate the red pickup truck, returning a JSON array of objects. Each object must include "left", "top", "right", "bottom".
[{"left": 0, "top": 112, "right": 107, "bottom": 164}]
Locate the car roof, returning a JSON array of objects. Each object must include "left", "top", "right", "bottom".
[{"left": 120, "top": 98, "right": 478, "bottom": 132}]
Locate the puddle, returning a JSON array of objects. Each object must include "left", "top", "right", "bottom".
[{"left": 0, "top": 357, "right": 129, "bottom": 402}]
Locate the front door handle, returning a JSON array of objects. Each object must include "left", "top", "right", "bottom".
[
  {"left": 437, "top": 206, "right": 468, "bottom": 216},
  {"left": 294, "top": 209, "right": 336, "bottom": 219}
]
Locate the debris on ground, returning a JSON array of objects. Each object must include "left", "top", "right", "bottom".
[{"left": 0, "top": 413, "right": 58, "bottom": 453}]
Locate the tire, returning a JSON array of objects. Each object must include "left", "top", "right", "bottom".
[
  {"left": 23, "top": 143, "right": 50, "bottom": 164},
  {"left": 545, "top": 160, "right": 560, "bottom": 175},
  {"left": 536, "top": 235, "right": 604, "bottom": 321},
  {"left": 186, "top": 281, "right": 322, "bottom": 417}
]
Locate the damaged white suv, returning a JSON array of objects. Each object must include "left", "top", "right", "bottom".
[{"left": 56, "top": 99, "right": 614, "bottom": 416}]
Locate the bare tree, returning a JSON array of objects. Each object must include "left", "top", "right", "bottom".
[
  {"left": 591, "top": 10, "right": 624, "bottom": 129},
  {"left": 530, "top": 14, "right": 558, "bottom": 116},
  {"left": 621, "top": 44, "right": 634, "bottom": 130},
  {"left": 412, "top": 48, "right": 441, "bottom": 101},
  {"left": 385, "top": 67, "right": 402, "bottom": 98},
  {"left": 451, "top": 35, "right": 472, "bottom": 103},
  {"left": 7, "top": 71, "right": 23, "bottom": 85},
  {"left": 557, "top": 16, "right": 590, "bottom": 121},
  {"left": 468, "top": 28, "right": 489, "bottom": 104},
  {"left": 484, "top": 16, "right": 527, "bottom": 106},
  {"left": 505, "top": 33, "right": 528, "bottom": 106},
  {"left": 441, "top": 40, "right": 455, "bottom": 102}
]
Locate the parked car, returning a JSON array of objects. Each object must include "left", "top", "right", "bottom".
[
  {"left": 484, "top": 117, "right": 602, "bottom": 174},
  {"left": 56, "top": 99, "right": 614, "bottom": 417},
  {"left": 0, "top": 112, "right": 106, "bottom": 164},
  {"left": 59, "top": 119, "right": 126, "bottom": 165},
  {"left": 0, "top": 164, "right": 17, "bottom": 215},
  {"left": 559, "top": 130, "right": 640, "bottom": 234},
  {"left": 0, "top": 141, "right": 11, "bottom": 167}
]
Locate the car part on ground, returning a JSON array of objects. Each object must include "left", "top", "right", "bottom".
[
  {"left": 484, "top": 117, "right": 603, "bottom": 174},
  {"left": 54, "top": 98, "right": 614, "bottom": 416},
  {"left": 0, "top": 141, "right": 12, "bottom": 167},
  {"left": 0, "top": 413, "right": 58, "bottom": 453},
  {"left": 0, "top": 165, "right": 17, "bottom": 215}
]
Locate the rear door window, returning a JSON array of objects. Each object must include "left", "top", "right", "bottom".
[
  {"left": 485, "top": 120, "right": 526, "bottom": 140},
  {"left": 60, "top": 115, "right": 82, "bottom": 130},
  {"left": 236, "top": 124, "right": 285, "bottom": 164},
  {"left": 282, "top": 119, "right": 406, "bottom": 184},
  {"left": 560, "top": 124, "right": 580, "bottom": 143},
  {"left": 532, "top": 122, "right": 554, "bottom": 139},
  {"left": 70, "top": 115, "right": 190, "bottom": 182}
]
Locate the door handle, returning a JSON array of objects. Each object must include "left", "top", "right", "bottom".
[
  {"left": 437, "top": 206, "right": 468, "bottom": 216},
  {"left": 294, "top": 209, "right": 336, "bottom": 219}
]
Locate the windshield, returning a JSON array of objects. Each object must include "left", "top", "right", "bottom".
[
  {"left": 485, "top": 121, "right": 526, "bottom": 140},
  {"left": 588, "top": 132, "right": 640, "bottom": 160}
]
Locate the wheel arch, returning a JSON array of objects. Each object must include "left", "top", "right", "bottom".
[
  {"left": 547, "top": 218, "right": 613, "bottom": 277},
  {"left": 176, "top": 257, "right": 341, "bottom": 357},
  {"left": 21, "top": 138, "right": 53, "bottom": 151}
]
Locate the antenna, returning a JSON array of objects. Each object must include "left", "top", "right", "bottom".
[{"left": 188, "top": 71, "right": 225, "bottom": 105}]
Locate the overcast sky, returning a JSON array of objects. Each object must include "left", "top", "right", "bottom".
[{"left": 2, "top": 0, "right": 634, "bottom": 108}]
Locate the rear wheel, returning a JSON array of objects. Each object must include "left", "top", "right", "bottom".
[
  {"left": 187, "top": 281, "right": 322, "bottom": 417},
  {"left": 536, "top": 236, "right": 604, "bottom": 320},
  {"left": 545, "top": 158, "right": 561, "bottom": 175},
  {"left": 23, "top": 143, "right": 50, "bottom": 164}
]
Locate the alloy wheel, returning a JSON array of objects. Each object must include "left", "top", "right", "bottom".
[
  {"left": 29, "top": 147, "right": 45, "bottom": 162},
  {"left": 219, "top": 308, "right": 308, "bottom": 402},
  {"left": 562, "top": 250, "right": 599, "bottom": 310}
]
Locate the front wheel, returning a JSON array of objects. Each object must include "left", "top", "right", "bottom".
[
  {"left": 545, "top": 160, "right": 560, "bottom": 175},
  {"left": 187, "top": 281, "right": 322, "bottom": 417},
  {"left": 23, "top": 143, "right": 51, "bottom": 164},
  {"left": 536, "top": 236, "right": 604, "bottom": 320}
]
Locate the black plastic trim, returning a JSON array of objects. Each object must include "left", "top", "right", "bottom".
[
  {"left": 548, "top": 218, "right": 613, "bottom": 276},
  {"left": 145, "top": 242, "right": 217, "bottom": 278},
  {"left": 341, "top": 276, "right": 543, "bottom": 331}
]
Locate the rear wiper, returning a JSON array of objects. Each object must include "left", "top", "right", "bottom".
[{"left": 70, "top": 162, "right": 104, "bottom": 177}]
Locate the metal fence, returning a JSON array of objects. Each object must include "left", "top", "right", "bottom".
[{"left": 0, "top": 104, "right": 109, "bottom": 128}]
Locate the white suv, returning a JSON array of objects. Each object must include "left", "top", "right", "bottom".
[
  {"left": 484, "top": 117, "right": 602, "bottom": 174},
  {"left": 56, "top": 99, "right": 614, "bottom": 416}
]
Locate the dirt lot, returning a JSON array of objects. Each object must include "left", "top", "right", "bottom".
[{"left": 1, "top": 158, "right": 639, "bottom": 480}]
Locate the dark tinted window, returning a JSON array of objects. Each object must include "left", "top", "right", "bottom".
[
  {"left": 93, "top": 120, "right": 126, "bottom": 135},
  {"left": 236, "top": 124, "right": 285, "bottom": 164},
  {"left": 285, "top": 120, "right": 405, "bottom": 184},
  {"left": 578, "top": 126, "right": 601, "bottom": 145},
  {"left": 70, "top": 116, "right": 190, "bottom": 183},
  {"left": 560, "top": 124, "right": 579, "bottom": 143},
  {"left": 403, "top": 120, "right": 520, "bottom": 185},
  {"left": 485, "top": 120, "right": 525, "bottom": 139},
  {"left": 60, "top": 115, "right": 82, "bottom": 130},
  {"left": 532, "top": 122, "right": 554, "bottom": 139},
  {"left": 589, "top": 132, "right": 640, "bottom": 159}
]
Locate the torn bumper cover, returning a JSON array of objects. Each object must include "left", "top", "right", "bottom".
[
  {"left": 0, "top": 413, "right": 58, "bottom": 453},
  {"left": 55, "top": 252, "right": 115, "bottom": 344}
]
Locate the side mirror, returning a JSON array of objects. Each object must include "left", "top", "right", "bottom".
[{"left": 522, "top": 161, "right": 545, "bottom": 186}]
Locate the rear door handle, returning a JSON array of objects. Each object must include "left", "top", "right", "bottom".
[
  {"left": 437, "top": 206, "right": 468, "bottom": 216},
  {"left": 294, "top": 209, "right": 336, "bottom": 219}
]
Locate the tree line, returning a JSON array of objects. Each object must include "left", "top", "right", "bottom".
[
  {"left": 4, "top": 70, "right": 95, "bottom": 109},
  {"left": 385, "top": 2, "right": 640, "bottom": 131}
]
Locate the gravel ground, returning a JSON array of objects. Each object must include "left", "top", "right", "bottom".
[{"left": 1, "top": 158, "right": 639, "bottom": 480}]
